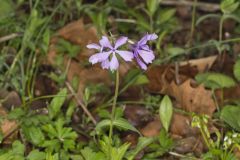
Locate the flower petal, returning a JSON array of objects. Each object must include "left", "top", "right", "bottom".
[
  {"left": 116, "top": 50, "right": 133, "bottom": 61},
  {"left": 138, "top": 33, "right": 158, "bottom": 45},
  {"left": 101, "top": 59, "right": 110, "bottom": 69},
  {"left": 110, "top": 54, "right": 119, "bottom": 71},
  {"left": 136, "top": 56, "right": 147, "bottom": 70},
  {"left": 114, "top": 37, "right": 128, "bottom": 49},
  {"left": 100, "top": 36, "right": 113, "bottom": 49},
  {"left": 86, "top": 43, "right": 101, "bottom": 50},
  {"left": 141, "top": 44, "right": 150, "bottom": 51},
  {"left": 89, "top": 51, "right": 111, "bottom": 64},
  {"left": 138, "top": 50, "right": 155, "bottom": 64}
]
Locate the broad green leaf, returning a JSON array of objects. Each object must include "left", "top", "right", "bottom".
[
  {"left": 126, "top": 137, "right": 156, "bottom": 160},
  {"left": 195, "top": 72, "right": 236, "bottom": 89},
  {"left": 221, "top": 0, "right": 239, "bottom": 14},
  {"left": 158, "top": 9, "right": 176, "bottom": 24},
  {"left": 95, "top": 118, "right": 140, "bottom": 134},
  {"left": 167, "top": 47, "right": 185, "bottom": 56},
  {"left": 234, "top": 59, "right": 240, "bottom": 81},
  {"left": 159, "top": 95, "right": 173, "bottom": 132},
  {"left": 27, "top": 150, "right": 46, "bottom": 160},
  {"left": 220, "top": 105, "right": 240, "bottom": 132},
  {"left": 146, "top": 0, "right": 159, "bottom": 16},
  {"left": 48, "top": 88, "right": 67, "bottom": 119}
]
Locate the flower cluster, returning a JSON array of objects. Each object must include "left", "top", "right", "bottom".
[{"left": 87, "top": 34, "right": 158, "bottom": 71}]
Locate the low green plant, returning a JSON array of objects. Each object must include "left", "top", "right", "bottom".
[
  {"left": 192, "top": 114, "right": 238, "bottom": 160},
  {"left": 196, "top": 0, "right": 240, "bottom": 54}
]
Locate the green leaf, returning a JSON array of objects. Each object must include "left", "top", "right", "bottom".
[
  {"left": 108, "top": 0, "right": 127, "bottom": 9},
  {"left": 80, "top": 147, "right": 105, "bottom": 160},
  {"left": 123, "top": 69, "right": 149, "bottom": 86},
  {"left": 95, "top": 118, "right": 140, "bottom": 134},
  {"left": 167, "top": 47, "right": 185, "bottom": 56},
  {"left": 220, "top": 105, "right": 240, "bottom": 132},
  {"left": 234, "top": 59, "right": 240, "bottom": 81},
  {"left": 42, "top": 29, "right": 50, "bottom": 54},
  {"left": 159, "top": 130, "right": 173, "bottom": 149},
  {"left": 195, "top": 72, "right": 236, "bottom": 89},
  {"left": 111, "top": 143, "right": 130, "bottom": 160},
  {"left": 158, "top": 9, "right": 176, "bottom": 24},
  {"left": 221, "top": 0, "right": 239, "bottom": 14},
  {"left": 27, "top": 150, "right": 46, "bottom": 160},
  {"left": 127, "top": 9, "right": 151, "bottom": 31},
  {"left": 0, "top": 0, "right": 14, "bottom": 19},
  {"left": 22, "top": 126, "right": 45, "bottom": 145},
  {"left": 48, "top": 88, "right": 67, "bottom": 119},
  {"left": 12, "top": 140, "right": 25, "bottom": 156},
  {"left": 134, "top": 75, "right": 149, "bottom": 85},
  {"left": 8, "top": 108, "right": 26, "bottom": 120},
  {"left": 146, "top": 0, "right": 159, "bottom": 16},
  {"left": 159, "top": 95, "right": 173, "bottom": 132},
  {"left": 126, "top": 137, "right": 156, "bottom": 160}
]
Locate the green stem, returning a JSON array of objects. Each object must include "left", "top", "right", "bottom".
[
  {"left": 211, "top": 89, "right": 219, "bottom": 112},
  {"left": 219, "top": 16, "right": 224, "bottom": 43},
  {"left": 109, "top": 70, "right": 120, "bottom": 143},
  {"left": 189, "top": 0, "right": 197, "bottom": 45},
  {"left": 199, "top": 124, "right": 211, "bottom": 149},
  {"left": 219, "top": 16, "right": 225, "bottom": 55}
]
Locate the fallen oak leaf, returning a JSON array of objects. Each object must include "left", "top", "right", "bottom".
[
  {"left": 169, "top": 79, "right": 216, "bottom": 116},
  {"left": 146, "top": 66, "right": 216, "bottom": 116}
]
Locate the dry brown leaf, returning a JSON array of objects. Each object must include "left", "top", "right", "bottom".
[
  {"left": 147, "top": 65, "right": 216, "bottom": 116},
  {"left": 140, "top": 113, "right": 196, "bottom": 137},
  {"left": 140, "top": 116, "right": 162, "bottom": 137},
  {"left": 170, "top": 113, "right": 194, "bottom": 137},
  {"left": 0, "top": 106, "right": 18, "bottom": 143},
  {"left": 180, "top": 55, "right": 217, "bottom": 73},
  {"left": 169, "top": 80, "right": 216, "bottom": 116}
]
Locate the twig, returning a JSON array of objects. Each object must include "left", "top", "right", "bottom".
[
  {"left": 161, "top": 0, "right": 220, "bottom": 12},
  {"left": 169, "top": 151, "right": 201, "bottom": 160},
  {"left": 65, "top": 81, "right": 97, "bottom": 125},
  {"left": 0, "top": 33, "right": 22, "bottom": 43},
  {"left": 174, "top": 61, "right": 180, "bottom": 84}
]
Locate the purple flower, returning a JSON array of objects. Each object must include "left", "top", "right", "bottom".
[
  {"left": 87, "top": 36, "right": 133, "bottom": 71},
  {"left": 132, "top": 34, "right": 158, "bottom": 70}
]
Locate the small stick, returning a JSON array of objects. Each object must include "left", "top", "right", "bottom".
[
  {"left": 0, "top": 33, "right": 22, "bottom": 43},
  {"left": 65, "top": 81, "right": 97, "bottom": 125},
  {"left": 175, "top": 61, "right": 180, "bottom": 84},
  {"left": 169, "top": 151, "right": 200, "bottom": 160},
  {"left": 161, "top": 0, "right": 220, "bottom": 12}
]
